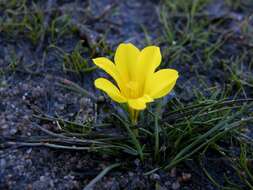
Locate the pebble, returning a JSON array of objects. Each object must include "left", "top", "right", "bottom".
[
  {"left": 181, "top": 172, "right": 191, "bottom": 182},
  {"left": 10, "top": 128, "right": 17, "bottom": 135},
  {"left": 1, "top": 124, "right": 8, "bottom": 129},
  {"left": 150, "top": 173, "right": 161, "bottom": 181},
  {"left": 170, "top": 168, "right": 177, "bottom": 177},
  {"left": 0, "top": 158, "right": 6, "bottom": 168},
  {"left": 172, "top": 181, "right": 180, "bottom": 190},
  {"left": 128, "top": 172, "right": 134, "bottom": 177}
]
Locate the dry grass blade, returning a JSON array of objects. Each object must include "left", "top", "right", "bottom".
[{"left": 83, "top": 163, "right": 121, "bottom": 190}]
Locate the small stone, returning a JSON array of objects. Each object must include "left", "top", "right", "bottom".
[
  {"left": 181, "top": 172, "right": 191, "bottom": 182},
  {"left": 27, "top": 184, "right": 32, "bottom": 190},
  {"left": 80, "top": 97, "right": 91, "bottom": 107},
  {"left": 0, "top": 158, "right": 6, "bottom": 168},
  {"left": 170, "top": 168, "right": 177, "bottom": 177},
  {"left": 172, "top": 181, "right": 180, "bottom": 190},
  {"left": 40, "top": 176, "right": 46, "bottom": 181},
  {"left": 31, "top": 86, "right": 42, "bottom": 98},
  {"left": 150, "top": 173, "right": 160, "bottom": 181},
  {"left": 134, "top": 159, "right": 140, "bottom": 166},
  {"left": 26, "top": 148, "right": 32, "bottom": 154},
  {"left": 1, "top": 124, "right": 8, "bottom": 129},
  {"left": 165, "top": 181, "right": 171, "bottom": 186},
  {"left": 10, "top": 128, "right": 17, "bottom": 135},
  {"left": 128, "top": 172, "right": 134, "bottom": 177}
]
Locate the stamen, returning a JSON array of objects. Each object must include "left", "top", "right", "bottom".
[{"left": 126, "top": 81, "right": 140, "bottom": 98}]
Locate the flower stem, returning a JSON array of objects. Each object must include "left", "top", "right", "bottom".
[{"left": 129, "top": 108, "right": 139, "bottom": 136}]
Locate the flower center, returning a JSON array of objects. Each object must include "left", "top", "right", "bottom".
[{"left": 126, "top": 81, "right": 141, "bottom": 98}]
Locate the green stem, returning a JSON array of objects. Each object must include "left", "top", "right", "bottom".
[
  {"left": 154, "top": 114, "right": 159, "bottom": 162},
  {"left": 129, "top": 107, "right": 140, "bottom": 136},
  {"left": 113, "top": 114, "right": 143, "bottom": 161},
  {"left": 131, "top": 123, "right": 139, "bottom": 137}
]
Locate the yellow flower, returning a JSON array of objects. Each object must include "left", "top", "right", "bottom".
[{"left": 93, "top": 43, "right": 179, "bottom": 122}]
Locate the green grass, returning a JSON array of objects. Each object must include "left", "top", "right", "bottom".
[
  {"left": 158, "top": 1, "right": 224, "bottom": 71},
  {"left": 49, "top": 14, "right": 72, "bottom": 44},
  {"left": 224, "top": 0, "right": 253, "bottom": 11},
  {"left": 202, "top": 142, "right": 253, "bottom": 189},
  {"left": 0, "top": 0, "right": 44, "bottom": 44},
  {"left": 156, "top": 0, "right": 253, "bottom": 188},
  {"left": 0, "top": 0, "right": 97, "bottom": 77},
  {"left": 25, "top": 87, "right": 252, "bottom": 190},
  {"left": 223, "top": 54, "right": 253, "bottom": 96},
  {"left": 31, "top": 88, "right": 253, "bottom": 167},
  {"left": 49, "top": 42, "right": 97, "bottom": 75},
  {"left": 0, "top": 49, "right": 20, "bottom": 75},
  {"left": 0, "top": 0, "right": 73, "bottom": 46}
]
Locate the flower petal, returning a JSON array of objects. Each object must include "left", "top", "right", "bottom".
[
  {"left": 93, "top": 57, "right": 126, "bottom": 92},
  {"left": 145, "top": 69, "right": 179, "bottom": 99},
  {"left": 137, "top": 46, "right": 161, "bottom": 79},
  {"left": 92, "top": 57, "right": 119, "bottom": 82},
  {"left": 114, "top": 43, "right": 140, "bottom": 81},
  {"left": 128, "top": 95, "right": 153, "bottom": 110},
  {"left": 133, "top": 46, "right": 162, "bottom": 94},
  {"left": 95, "top": 78, "right": 127, "bottom": 103}
]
